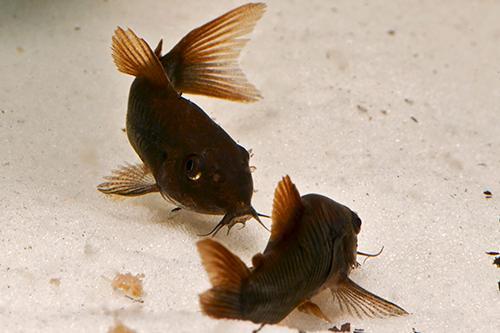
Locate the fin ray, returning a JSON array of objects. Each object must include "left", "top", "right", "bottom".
[
  {"left": 197, "top": 239, "right": 249, "bottom": 320},
  {"left": 270, "top": 175, "right": 304, "bottom": 242},
  {"left": 97, "top": 163, "right": 159, "bottom": 197},
  {"left": 162, "top": 2, "right": 266, "bottom": 102},
  {"left": 331, "top": 278, "right": 408, "bottom": 318},
  {"left": 112, "top": 27, "right": 171, "bottom": 87}
]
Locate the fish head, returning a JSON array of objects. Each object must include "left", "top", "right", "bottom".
[
  {"left": 179, "top": 144, "right": 267, "bottom": 236},
  {"left": 158, "top": 143, "right": 266, "bottom": 234},
  {"left": 200, "top": 144, "right": 254, "bottom": 207}
]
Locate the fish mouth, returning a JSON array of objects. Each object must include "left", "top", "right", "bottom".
[{"left": 199, "top": 207, "right": 270, "bottom": 237}]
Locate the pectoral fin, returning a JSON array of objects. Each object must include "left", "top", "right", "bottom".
[
  {"left": 297, "top": 300, "right": 331, "bottom": 323},
  {"left": 97, "top": 163, "right": 159, "bottom": 197},
  {"left": 330, "top": 278, "right": 408, "bottom": 318}
]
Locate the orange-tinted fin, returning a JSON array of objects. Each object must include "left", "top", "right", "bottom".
[
  {"left": 154, "top": 39, "right": 163, "bottom": 57},
  {"left": 270, "top": 175, "right": 304, "bottom": 242},
  {"left": 161, "top": 3, "right": 266, "bottom": 102},
  {"left": 112, "top": 27, "right": 170, "bottom": 87},
  {"left": 197, "top": 239, "right": 250, "bottom": 320},
  {"left": 297, "top": 300, "right": 331, "bottom": 323},
  {"left": 330, "top": 278, "right": 408, "bottom": 318},
  {"left": 97, "top": 163, "right": 159, "bottom": 197}
]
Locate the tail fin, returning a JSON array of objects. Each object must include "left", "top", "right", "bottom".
[
  {"left": 161, "top": 3, "right": 266, "bottom": 102},
  {"left": 331, "top": 278, "right": 408, "bottom": 318},
  {"left": 197, "top": 239, "right": 250, "bottom": 320},
  {"left": 112, "top": 27, "right": 171, "bottom": 87}
]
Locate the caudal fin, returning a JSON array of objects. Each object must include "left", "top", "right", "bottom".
[
  {"left": 331, "top": 278, "right": 408, "bottom": 318},
  {"left": 197, "top": 239, "right": 250, "bottom": 320},
  {"left": 160, "top": 3, "right": 266, "bottom": 102},
  {"left": 112, "top": 27, "right": 170, "bottom": 87}
]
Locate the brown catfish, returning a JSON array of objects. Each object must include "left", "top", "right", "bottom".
[
  {"left": 197, "top": 176, "right": 407, "bottom": 329},
  {"left": 97, "top": 3, "right": 268, "bottom": 235}
]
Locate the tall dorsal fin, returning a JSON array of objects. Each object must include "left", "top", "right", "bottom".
[
  {"left": 112, "top": 27, "right": 171, "bottom": 87},
  {"left": 270, "top": 175, "right": 304, "bottom": 241}
]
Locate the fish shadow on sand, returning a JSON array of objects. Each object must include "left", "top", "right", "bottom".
[{"left": 129, "top": 194, "right": 263, "bottom": 249}]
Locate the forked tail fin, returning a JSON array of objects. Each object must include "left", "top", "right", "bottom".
[
  {"left": 331, "top": 278, "right": 408, "bottom": 318},
  {"left": 112, "top": 27, "right": 171, "bottom": 88},
  {"left": 161, "top": 3, "right": 266, "bottom": 102},
  {"left": 197, "top": 239, "right": 250, "bottom": 320}
]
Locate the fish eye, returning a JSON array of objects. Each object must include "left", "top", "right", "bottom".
[{"left": 185, "top": 155, "right": 202, "bottom": 181}]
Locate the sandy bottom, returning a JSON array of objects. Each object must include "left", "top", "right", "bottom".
[{"left": 1, "top": 0, "right": 499, "bottom": 332}]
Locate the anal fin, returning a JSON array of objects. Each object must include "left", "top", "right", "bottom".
[
  {"left": 297, "top": 300, "right": 331, "bottom": 323},
  {"left": 97, "top": 163, "right": 159, "bottom": 197},
  {"left": 331, "top": 278, "right": 408, "bottom": 318}
]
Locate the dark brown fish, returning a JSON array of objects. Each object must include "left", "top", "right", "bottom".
[
  {"left": 97, "top": 3, "right": 268, "bottom": 235},
  {"left": 197, "top": 176, "right": 407, "bottom": 329}
]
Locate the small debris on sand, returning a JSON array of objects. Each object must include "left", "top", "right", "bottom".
[
  {"left": 404, "top": 98, "right": 414, "bottom": 105},
  {"left": 329, "top": 322, "right": 351, "bottom": 332},
  {"left": 111, "top": 272, "right": 145, "bottom": 301},
  {"left": 49, "top": 278, "right": 61, "bottom": 286},
  {"left": 356, "top": 105, "right": 368, "bottom": 113},
  {"left": 108, "top": 321, "right": 136, "bottom": 333},
  {"left": 493, "top": 257, "right": 500, "bottom": 268},
  {"left": 387, "top": 29, "right": 396, "bottom": 36},
  {"left": 483, "top": 190, "right": 492, "bottom": 199},
  {"left": 410, "top": 116, "right": 418, "bottom": 123}
]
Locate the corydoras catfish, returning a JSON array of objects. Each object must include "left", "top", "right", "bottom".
[
  {"left": 197, "top": 176, "right": 407, "bottom": 330},
  {"left": 97, "top": 3, "right": 268, "bottom": 235}
]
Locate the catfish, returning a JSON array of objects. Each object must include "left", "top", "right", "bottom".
[
  {"left": 197, "top": 176, "right": 407, "bottom": 330},
  {"left": 98, "top": 3, "right": 268, "bottom": 235}
]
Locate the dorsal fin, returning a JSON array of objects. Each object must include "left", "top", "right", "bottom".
[
  {"left": 154, "top": 39, "right": 163, "bottom": 57},
  {"left": 112, "top": 27, "right": 170, "bottom": 87},
  {"left": 161, "top": 2, "right": 266, "bottom": 102},
  {"left": 270, "top": 175, "right": 304, "bottom": 241}
]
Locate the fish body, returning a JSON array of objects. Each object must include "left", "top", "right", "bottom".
[
  {"left": 126, "top": 77, "right": 252, "bottom": 215},
  {"left": 98, "top": 3, "right": 267, "bottom": 234},
  {"left": 241, "top": 194, "right": 359, "bottom": 323},
  {"left": 198, "top": 176, "right": 407, "bottom": 326}
]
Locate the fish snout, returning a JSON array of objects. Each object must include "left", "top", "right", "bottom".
[{"left": 199, "top": 205, "right": 270, "bottom": 237}]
